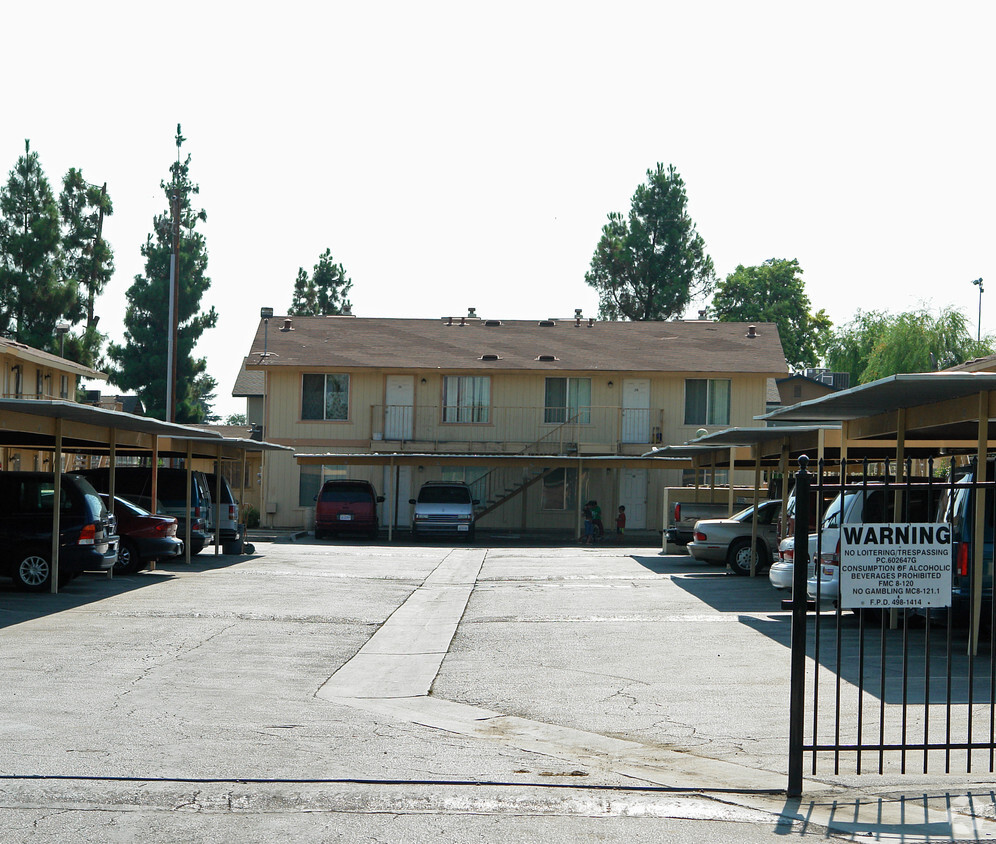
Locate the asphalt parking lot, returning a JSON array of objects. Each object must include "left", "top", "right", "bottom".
[{"left": 1, "top": 539, "right": 994, "bottom": 842}]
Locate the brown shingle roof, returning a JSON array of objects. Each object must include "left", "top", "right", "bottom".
[
  {"left": 232, "top": 357, "right": 266, "bottom": 397},
  {"left": 244, "top": 317, "right": 787, "bottom": 375}
]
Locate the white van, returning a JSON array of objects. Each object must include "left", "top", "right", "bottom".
[{"left": 410, "top": 482, "right": 478, "bottom": 540}]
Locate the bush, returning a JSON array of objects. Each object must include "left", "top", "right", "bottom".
[{"left": 244, "top": 504, "right": 260, "bottom": 529}]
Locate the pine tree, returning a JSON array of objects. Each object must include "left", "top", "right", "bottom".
[
  {"left": 288, "top": 248, "right": 352, "bottom": 315},
  {"left": 108, "top": 127, "right": 218, "bottom": 422},
  {"left": 0, "top": 140, "right": 75, "bottom": 350},
  {"left": 59, "top": 169, "right": 114, "bottom": 368},
  {"left": 585, "top": 163, "right": 714, "bottom": 321}
]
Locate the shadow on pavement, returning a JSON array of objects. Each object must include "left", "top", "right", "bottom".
[{"left": 0, "top": 553, "right": 261, "bottom": 630}]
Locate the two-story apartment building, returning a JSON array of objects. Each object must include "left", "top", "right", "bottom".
[
  {"left": 1, "top": 336, "right": 106, "bottom": 471},
  {"left": 245, "top": 314, "right": 788, "bottom": 534}
]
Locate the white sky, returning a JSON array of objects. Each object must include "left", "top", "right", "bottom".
[{"left": 4, "top": 2, "right": 995, "bottom": 417}]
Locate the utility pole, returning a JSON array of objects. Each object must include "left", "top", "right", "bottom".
[{"left": 166, "top": 125, "right": 183, "bottom": 423}]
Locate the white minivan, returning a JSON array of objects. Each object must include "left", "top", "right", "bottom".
[
  {"left": 806, "top": 485, "right": 934, "bottom": 606},
  {"left": 410, "top": 482, "right": 479, "bottom": 540}
]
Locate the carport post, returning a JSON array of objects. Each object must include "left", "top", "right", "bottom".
[
  {"left": 184, "top": 440, "right": 193, "bottom": 565},
  {"left": 971, "top": 393, "right": 987, "bottom": 656},
  {"left": 788, "top": 454, "right": 811, "bottom": 797},
  {"left": 50, "top": 416, "right": 63, "bottom": 594},
  {"left": 214, "top": 445, "right": 222, "bottom": 555},
  {"left": 749, "top": 448, "right": 761, "bottom": 576},
  {"left": 387, "top": 455, "right": 395, "bottom": 542}
]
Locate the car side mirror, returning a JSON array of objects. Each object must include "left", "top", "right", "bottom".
[
  {"left": 313, "top": 495, "right": 318, "bottom": 501},
  {"left": 409, "top": 499, "right": 416, "bottom": 505},
  {"left": 472, "top": 499, "right": 479, "bottom": 505},
  {"left": 376, "top": 496, "right": 385, "bottom": 503}
]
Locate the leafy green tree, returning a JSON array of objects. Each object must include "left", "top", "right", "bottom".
[
  {"left": 225, "top": 412, "right": 247, "bottom": 426},
  {"left": 0, "top": 140, "right": 75, "bottom": 351},
  {"left": 288, "top": 248, "right": 353, "bottom": 315},
  {"left": 825, "top": 305, "right": 993, "bottom": 384},
  {"left": 585, "top": 163, "right": 715, "bottom": 320},
  {"left": 59, "top": 169, "right": 113, "bottom": 368},
  {"left": 711, "top": 258, "right": 832, "bottom": 369},
  {"left": 108, "top": 127, "right": 218, "bottom": 422}
]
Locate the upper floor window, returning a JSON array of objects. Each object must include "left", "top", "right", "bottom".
[
  {"left": 60, "top": 375, "right": 69, "bottom": 399},
  {"left": 684, "top": 378, "right": 731, "bottom": 426},
  {"left": 302, "top": 373, "right": 350, "bottom": 421},
  {"left": 36, "top": 370, "right": 44, "bottom": 398},
  {"left": 442, "top": 376, "right": 490, "bottom": 423},
  {"left": 544, "top": 377, "right": 591, "bottom": 424}
]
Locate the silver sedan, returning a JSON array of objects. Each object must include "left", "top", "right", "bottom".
[{"left": 687, "top": 499, "right": 782, "bottom": 575}]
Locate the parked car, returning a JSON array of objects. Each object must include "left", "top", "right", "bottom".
[
  {"left": 100, "top": 495, "right": 182, "bottom": 574},
  {"left": 314, "top": 480, "right": 384, "bottom": 539},
  {"left": 687, "top": 499, "right": 781, "bottom": 574},
  {"left": 203, "top": 472, "right": 244, "bottom": 553},
  {"left": 770, "top": 485, "right": 839, "bottom": 591},
  {"left": 806, "top": 484, "right": 935, "bottom": 606},
  {"left": 410, "top": 481, "right": 478, "bottom": 539},
  {"left": 934, "top": 460, "right": 994, "bottom": 623},
  {"left": 79, "top": 467, "right": 212, "bottom": 555},
  {"left": 0, "top": 472, "right": 117, "bottom": 591}
]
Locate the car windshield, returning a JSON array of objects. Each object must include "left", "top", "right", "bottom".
[{"left": 419, "top": 486, "right": 470, "bottom": 504}]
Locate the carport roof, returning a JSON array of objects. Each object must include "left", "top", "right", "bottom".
[
  {"left": 761, "top": 373, "right": 996, "bottom": 423},
  {"left": 0, "top": 399, "right": 292, "bottom": 457}
]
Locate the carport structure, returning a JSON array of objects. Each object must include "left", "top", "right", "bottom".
[
  {"left": 749, "top": 372, "right": 996, "bottom": 792},
  {"left": 295, "top": 451, "right": 692, "bottom": 541},
  {"left": 0, "top": 398, "right": 289, "bottom": 592}
]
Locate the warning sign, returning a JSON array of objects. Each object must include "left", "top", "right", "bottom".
[{"left": 839, "top": 523, "right": 952, "bottom": 609}]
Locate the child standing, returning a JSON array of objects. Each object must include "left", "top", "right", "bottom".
[{"left": 615, "top": 505, "right": 626, "bottom": 541}]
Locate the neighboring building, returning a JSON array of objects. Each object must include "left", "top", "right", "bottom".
[
  {"left": 0, "top": 336, "right": 107, "bottom": 471},
  {"left": 244, "top": 315, "right": 788, "bottom": 534},
  {"left": 232, "top": 357, "right": 265, "bottom": 429}
]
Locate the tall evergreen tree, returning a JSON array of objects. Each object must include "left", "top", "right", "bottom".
[
  {"left": 108, "top": 127, "right": 218, "bottom": 422},
  {"left": 59, "top": 169, "right": 114, "bottom": 368},
  {"left": 0, "top": 140, "right": 75, "bottom": 350},
  {"left": 288, "top": 248, "right": 353, "bottom": 315},
  {"left": 585, "top": 163, "right": 715, "bottom": 321}
]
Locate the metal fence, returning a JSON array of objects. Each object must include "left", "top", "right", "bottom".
[{"left": 788, "top": 455, "right": 996, "bottom": 794}]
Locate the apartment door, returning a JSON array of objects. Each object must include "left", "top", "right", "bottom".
[
  {"left": 621, "top": 378, "right": 650, "bottom": 444},
  {"left": 385, "top": 375, "right": 414, "bottom": 440},
  {"left": 619, "top": 468, "right": 647, "bottom": 529}
]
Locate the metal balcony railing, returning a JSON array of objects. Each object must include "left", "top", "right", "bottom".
[{"left": 369, "top": 405, "right": 664, "bottom": 451}]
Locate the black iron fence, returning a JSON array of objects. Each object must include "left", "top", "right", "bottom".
[{"left": 788, "top": 455, "right": 996, "bottom": 794}]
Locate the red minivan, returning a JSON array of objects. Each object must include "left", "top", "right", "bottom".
[{"left": 314, "top": 480, "right": 384, "bottom": 540}]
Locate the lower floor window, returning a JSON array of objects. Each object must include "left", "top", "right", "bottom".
[
  {"left": 541, "top": 467, "right": 578, "bottom": 510},
  {"left": 299, "top": 463, "right": 347, "bottom": 507}
]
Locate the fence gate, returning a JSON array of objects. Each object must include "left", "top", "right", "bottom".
[{"left": 788, "top": 454, "right": 996, "bottom": 795}]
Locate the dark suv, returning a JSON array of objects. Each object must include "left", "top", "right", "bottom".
[
  {"left": 314, "top": 480, "right": 384, "bottom": 539},
  {"left": 0, "top": 472, "right": 118, "bottom": 591}
]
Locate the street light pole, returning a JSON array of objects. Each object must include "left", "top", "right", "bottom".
[{"left": 972, "top": 278, "right": 984, "bottom": 342}]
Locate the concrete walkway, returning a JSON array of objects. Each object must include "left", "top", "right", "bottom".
[{"left": 318, "top": 549, "right": 996, "bottom": 841}]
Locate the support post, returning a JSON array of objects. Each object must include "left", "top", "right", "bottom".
[
  {"left": 50, "top": 417, "right": 64, "bottom": 594},
  {"left": 788, "top": 455, "right": 811, "bottom": 797}
]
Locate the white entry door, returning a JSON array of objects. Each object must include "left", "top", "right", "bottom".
[
  {"left": 385, "top": 375, "right": 414, "bottom": 440},
  {"left": 622, "top": 378, "right": 651, "bottom": 444},
  {"left": 383, "top": 464, "right": 412, "bottom": 529},
  {"left": 619, "top": 468, "right": 647, "bottom": 530}
]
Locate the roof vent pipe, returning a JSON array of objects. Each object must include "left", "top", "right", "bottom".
[
  {"left": 468, "top": 307, "right": 477, "bottom": 318},
  {"left": 460, "top": 316, "right": 466, "bottom": 326},
  {"left": 281, "top": 318, "right": 293, "bottom": 331},
  {"left": 588, "top": 318, "right": 594, "bottom": 327},
  {"left": 746, "top": 325, "right": 757, "bottom": 338},
  {"left": 698, "top": 309, "right": 708, "bottom": 320},
  {"left": 446, "top": 316, "right": 453, "bottom": 326}
]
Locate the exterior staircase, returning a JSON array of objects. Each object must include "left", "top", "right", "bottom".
[{"left": 474, "top": 465, "right": 554, "bottom": 520}]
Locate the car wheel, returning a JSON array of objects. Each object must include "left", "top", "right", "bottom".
[
  {"left": 115, "top": 539, "right": 143, "bottom": 574},
  {"left": 728, "top": 539, "right": 766, "bottom": 576},
  {"left": 15, "top": 548, "right": 52, "bottom": 592}
]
